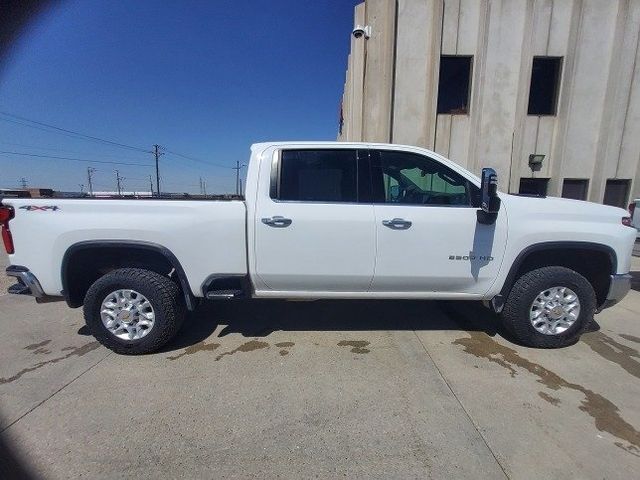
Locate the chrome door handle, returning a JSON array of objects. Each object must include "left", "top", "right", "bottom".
[
  {"left": 261, "top": 216, "right": 292, "bottom": 228},
  {"left": 382, "top": 218, "right": 412, "bottom": 229}
]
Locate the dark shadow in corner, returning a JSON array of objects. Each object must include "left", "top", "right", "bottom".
[
  {"left": 0, "top": 427, "right": 38, "bottom": 480},
  {"left": 160, "top": 298, "right": 509, "bottom": 354},
  {"left": 77, "top": 325, "right": 91, "bottom": 336},
  {"left": 630, "top": 270, "right": 640, "bottom": 292}
]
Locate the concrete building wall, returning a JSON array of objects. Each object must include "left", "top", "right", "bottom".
[{"left": 338, "top": 0, "right": 640, "bottom": 204}]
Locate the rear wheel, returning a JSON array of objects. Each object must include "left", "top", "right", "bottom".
[
  {"left": 501, "top": 266, "right": 596, "bottom": 348},
  {"left": 83, "top": 268, "right": 185, "bottom": 354}
]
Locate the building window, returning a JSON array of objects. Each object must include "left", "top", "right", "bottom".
[
  {"left": 527, "top": 57, "right": 562, "bottom": 115},
  {"left": 437, "top": 56, "right": 472, "bottom": 114},
  {"left": 519, "top": 178, "right": 549, "bottom": 197},
  {"left": 562, "top": 179, "right": 588, "bottom": 200},
  {"left": 603, "top": 179, "right": 631, "bottom": 208}
]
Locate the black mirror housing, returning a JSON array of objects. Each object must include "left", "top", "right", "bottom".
[{"left": 478, "top": 167, "right": 500, "bottom": 224}]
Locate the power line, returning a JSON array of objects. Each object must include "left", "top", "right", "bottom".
[
  {"left": 0, "top": 111, "right": 151, "bottom": 153},
  {"left": 0, "top": 141, "right": 153, "bottom": 162},
  {"left": 0, "top": 150, "right": 154, "bottom": 167},
  {"left": 163, "top": 148, "right": 234, "bottom": 169}
]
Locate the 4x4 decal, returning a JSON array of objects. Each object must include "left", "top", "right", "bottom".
[{"left": 19, "top": 205, "right": 60, "bottom": 212}]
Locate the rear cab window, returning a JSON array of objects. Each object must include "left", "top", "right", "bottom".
[{"left": 272, "top": 149, "right": 363, "bottom": 203}]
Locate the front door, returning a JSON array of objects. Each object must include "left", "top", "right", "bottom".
[
  {"left": 368, "top": 149, "right": 507, "bottom": 295},
  {"left": 254, "top": 148, "right": 375, "bottom": 293}
]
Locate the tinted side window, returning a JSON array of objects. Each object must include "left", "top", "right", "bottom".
[
  {"left": 371, "top": 150, "right": 477, "bottom": 206},
  {"left": 277, "top": 149, "right": 357, "bottom": 202}
]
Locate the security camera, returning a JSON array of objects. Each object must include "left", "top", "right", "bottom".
[{"left": 352, "top": 25, "right": 371, "bottom": 39}]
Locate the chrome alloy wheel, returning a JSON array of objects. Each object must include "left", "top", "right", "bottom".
[
  {"left": 100, "top": 289, "right": 155, "bottom": 340},
  {"left": 529, "top": 286, "right": 581, "bottom": 335}
]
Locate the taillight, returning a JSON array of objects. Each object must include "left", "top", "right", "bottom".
[
  {"left": 0, "top": 206, "right": 15, "bottom": 254},
  {"left": 622, "top": 216, "right": 632, "bottom": 227}
]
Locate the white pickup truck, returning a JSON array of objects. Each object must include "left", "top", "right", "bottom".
[{"left": 1, "top": 142, "right": 636, "bottom": 354}]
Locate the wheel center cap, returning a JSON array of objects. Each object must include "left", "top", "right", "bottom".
[
  {"left": 118, "top": 310, "right": 133, "bottom": 323},
  {"left": 549, "top": 306, "right": 564, "bottom": 319}
]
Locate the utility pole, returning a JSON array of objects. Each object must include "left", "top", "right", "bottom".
[
  {"left": 19, "top": 177, "right": 27, "bottom": 189},
  {"left": 153, "top": 144, "right": 163, "bottom": 197},
  {"left": 78, "top": 184, "right": 85, "bottom": 194},
  {"left": 115, "top": 170, "right": 124, "bottom": 196},
  {"left": 233, "top": 161, "right": 245, "bottom": 195},
  {"left": 199, "top": 177, "right": 203, "bottom": 195},
  {"left": 87, "top": 167, "right": 96, "bottom": 197},
  {"left": 148, "top": 175, "right": 154, "bottom": 196},
  {"left": 203, "top": 180, "right": 207, "bottom": 196}
]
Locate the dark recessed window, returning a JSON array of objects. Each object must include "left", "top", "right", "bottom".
[
  {"left": 519, "top": 178, "right": 549, "bottom": 197},
  {"left": 277, "top": 149, "right": 358, "bottom": 202},
  {"left": 437, "top": 56, "right": 472, "bottom": 114},
  {"left": 603, "top": 179, "right": 631, "bottom": 208},
  {"left": 528, "top": 57, "right": 562, "bottom": 115},
  {"left": 562, "top": 179, "right": 588, "bottom": 200}
]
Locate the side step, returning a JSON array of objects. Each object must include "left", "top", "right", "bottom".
[
  {"left": 205, "top": 289, "right": 244, "bottom": 300},
  {"left": 8, "top": 282, "right": 32, "bottom": 295}
]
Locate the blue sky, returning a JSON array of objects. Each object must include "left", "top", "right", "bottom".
[{"left": 0, "top": 0, "right": 358, "bottom": 193}]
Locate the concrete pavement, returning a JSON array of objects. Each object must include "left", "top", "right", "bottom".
[{"left": 1, "top": 254, "right": 639, "bottom": 479}]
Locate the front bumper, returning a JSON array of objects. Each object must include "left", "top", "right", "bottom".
[
  {"left": 600, "top": 273, "right": 632, "bottom": 310},
  {"left": 6, "top": 265, "right": 61, "bottom": 303}
]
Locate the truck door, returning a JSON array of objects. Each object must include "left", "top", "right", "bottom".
[
  {"left": 253, "top": 148, "right": 375, "bottom": 293},
  {"left": 368, "top": 148, "right": 508, "bottom": 295}
]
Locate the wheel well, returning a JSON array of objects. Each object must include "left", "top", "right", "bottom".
[
  {"left": 62, "top": 243, "right": 195, "bottom": 309},
  {"left": 503, "top": 246, "right": 613, "bottom": 306}
]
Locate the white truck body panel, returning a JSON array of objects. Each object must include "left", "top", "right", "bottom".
[
  {"left": 4, "top": 199, "right": 247, "bottom": 296},
  {"left": 2, "top": 141, "right": 635, "bottom": 303}
]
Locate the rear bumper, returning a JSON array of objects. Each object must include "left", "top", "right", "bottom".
[
  {"left": 6, "top": 265, "right": 61, "bottom": 303},
  {"left": 600, "top": 273, "right": 632, "bottom": 310}
]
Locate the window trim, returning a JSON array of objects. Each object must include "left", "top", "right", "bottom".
[
  {"left": 367, "top": 149, "right": 479, "bottom": 208},
  {"left": 269, "top": 148, "right": 365, "bottom": 205}
]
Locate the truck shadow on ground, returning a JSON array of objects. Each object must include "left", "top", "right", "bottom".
[{"left": 161, "top": 299, "right": 517, "bottom": 353}]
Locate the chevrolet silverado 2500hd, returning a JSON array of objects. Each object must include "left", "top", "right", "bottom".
[{"left": 1, "top": 142, "right": 635, "bottom": 354}]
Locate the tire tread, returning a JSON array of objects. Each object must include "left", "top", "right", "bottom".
[
  {"left": 83, "top": 268, "right": 185, "bottom": 354},
  {"left": 501, "top": 266, "right": 595, "bottom": 348}
]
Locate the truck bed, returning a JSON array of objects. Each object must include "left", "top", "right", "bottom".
[{"left": 1, "top": 197, "right": 248, "bottom": 298}]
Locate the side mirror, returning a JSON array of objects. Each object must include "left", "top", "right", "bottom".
[{"left": 477, "top": 167, "right": 501, "bottom": 224}]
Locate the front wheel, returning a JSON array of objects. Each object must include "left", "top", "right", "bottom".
[
  {"left": 501, "top": 266, "right": 596, "bottom": 348},
  {"left": 83, "top": 268, "right": 186, "bottom": 354}
]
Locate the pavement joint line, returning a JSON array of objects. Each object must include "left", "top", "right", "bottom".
[
  {"left": 1, "top": 350, "right": 113, "bottom": 434},
  {"left": 411, "top": 329, "right": 511, "bottom": 480}
]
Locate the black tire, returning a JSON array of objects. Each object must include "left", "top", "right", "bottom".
[
  {"left": 83, "top": 268, "right": 185, "bottom": 354},
  {"left": 501, "top": 266, "right": 596, "bottom": 348}
]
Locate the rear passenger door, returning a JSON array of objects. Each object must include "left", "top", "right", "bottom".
[{"left": 253, "top": 148, "right": 375, "bottom": 293}]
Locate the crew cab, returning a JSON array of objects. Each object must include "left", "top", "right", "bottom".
[{"left": 1, "top": 142, "right": 636, "bottom": 354}]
